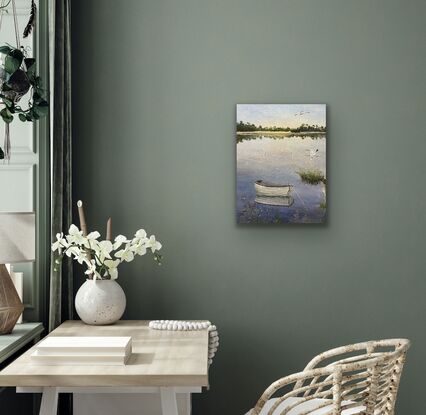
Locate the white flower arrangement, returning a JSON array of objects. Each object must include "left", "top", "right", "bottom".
[{"left": 52, "top": 224, "right": 162, "bottom": 280}]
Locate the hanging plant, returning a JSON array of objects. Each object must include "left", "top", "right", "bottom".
[
  {"left": 0, "top": 0, "right": 48, "bottom": 161},
  {"left": 0, "top": 45, "right": 48, "bottom": 159}
]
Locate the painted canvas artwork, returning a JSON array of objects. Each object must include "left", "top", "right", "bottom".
[{"left": 236, "top": 104, "right": 326, "bottom": 224}]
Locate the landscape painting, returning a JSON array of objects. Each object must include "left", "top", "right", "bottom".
[{"left": 236, "top": 104, "right": 326, "bottom": 224}]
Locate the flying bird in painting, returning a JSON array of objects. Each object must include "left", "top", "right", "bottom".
[{"left": 294, "top": 111, "right": 311, "bottom": 116}]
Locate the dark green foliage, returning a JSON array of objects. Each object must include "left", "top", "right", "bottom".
[
  {"left": 237, "top": 120, "right": 326, "bottom": 133},
  {"left": 0, "top": 107, "right": 13, "bottom": 123},
  {"left": 298, "top": 170, "right": 326, "bottom": 185},
  {"left": 0, "top": 44, "right": 49, "bottom": 153},
  {"left": 0, "top": 45, "right": 49, "bottom": 123}
]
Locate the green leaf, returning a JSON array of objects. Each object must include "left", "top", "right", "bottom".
[
  {"left": 1, "top": 97, "right": 13, "bottom": 107},
  {"left": 0, "top": 146, "right": 4, "bottom": 159},
  {"left": 24, "top": 58, "right": 36, "bottom": 77},
  {"left": 0, "top": 107, "right": 13, "bottom": 123},
  {"left": 0, "top": 45, "right": 11, "bottom": 55},
  {"left": 4, "top": 48, "right": 24, "bottom": 74},
  {"left": 24, "top": 58, "right": 35, "bottom": 70},
  {"left": 4, "top": 55, "right": 20, "bottom": 74},
  {"left": 9, "top": 48, "right": 24, "bottom": 63},
  {"left": 18, "top": 113, "right": 26, "bottom": 122}
]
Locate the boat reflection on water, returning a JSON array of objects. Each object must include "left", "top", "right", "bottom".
[
  {"left": 255, "top": 195, "right": 294, "bottom": 207},
  {"left": 254, "top": 180, "right": 294, "bottom": 207},
  {"left": 254, "top": 180, "right": 292, "bottom": 197}
]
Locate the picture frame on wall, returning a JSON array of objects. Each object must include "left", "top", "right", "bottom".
[{"left": 236, "top": 104, "right": 326, "bottom": 224}]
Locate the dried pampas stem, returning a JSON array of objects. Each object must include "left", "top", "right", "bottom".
[
  {"left": 77, "top": 200, "right": 88, "bottom": 236},
  {"left": 106, "top": 217, "right": 112, "bottom": 241},
  {"left": 23, "top": 0, "right": 36, "bottom": 38},
  {"left": 77, "top": 200, "right": 92, "bottom": 268}
]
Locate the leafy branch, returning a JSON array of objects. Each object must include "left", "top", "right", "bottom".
[{"left": 0, "top": 44, "right": 48, "bottom": 159}]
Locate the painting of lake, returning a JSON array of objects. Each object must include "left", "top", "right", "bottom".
[{"left": 236, "top": 104, "right": 326, "bottom": 224}]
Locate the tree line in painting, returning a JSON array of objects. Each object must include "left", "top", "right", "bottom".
[{"left": 237, "top": 121, "right": 326, "bottom": 133}]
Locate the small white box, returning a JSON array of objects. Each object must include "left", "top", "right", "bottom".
[{"left": 30, "top": 336, "right": 132, "bottom": 366}]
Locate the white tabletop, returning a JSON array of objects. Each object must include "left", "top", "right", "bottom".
[{"left": 0, "top": 320, "right": 209, "bottom": 387}]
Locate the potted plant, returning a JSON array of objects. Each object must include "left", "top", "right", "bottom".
[{"left": 52, "top": 224, "right": 162, "bottom": 325}]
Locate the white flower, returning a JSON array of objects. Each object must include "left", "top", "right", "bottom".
[
  {"left": 76, "top": 251, "right": 90, "bottom": 265},
  {"left": 113, "top": 234, "right": 128, "bottom": 250},
  {"left": 86, "top": 231, "right": 100, "bottom": 241},
  {"left": 52, "top": 233, "right": 68, "bottom": 253},
  {"left": 115, "top": 244, "right": 134, "bottom": 262},
  {"left": 66, "top": 224, "right": 87, "bottom": 246},
  {"left": 85, "top": 260, "right": 101, "bottom": 279},
  {"left": 131, "top": 242, "right": 147, "bottom": 256},
  {"left": 105, "top": 259, "right": 120, "bottom": 280},
  {"left": 53, "top": 225, "right": 163, "bottom": 279},
  {"left": 97, "top": 240, "right": 113, "bottom": 262},
  {"left": 65, "top": 246, "right": 82, "bottom": 258},
  {"left": 146, "top": 235, "right": 162, "bottom": 253},
  {"left": 135, "top": 229, "right": 147, "bottom": 239},
  {"left": 131, "top": 229, "right": 149, "bottom": 255}
]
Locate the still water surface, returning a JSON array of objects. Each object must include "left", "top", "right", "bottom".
[{"left": 236, "top": 134, "right": 326, "bottom": 224}]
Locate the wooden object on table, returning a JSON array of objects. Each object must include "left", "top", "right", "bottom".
[
  {"left": 0, "top": 264, "right": 24, "bottom": 334},
  {"left": 247, "top": 339, "right": 410, "bottom": 415},
  {"left": 106, "top": 217, "right": 112, "bottom": 241},
  {"left": 0, "top": 320, "right": 210, "bottom": 387},
  {"left": 0, "top": 212, "right": 35, "bottom": 334},
  {"left": 77, "top": 200, "right": 92, "bottom": 264},
  {"left": 30, "top": 336, "right": 132, "bottom": 366},
  {"left": 0, "top": 323, "right": 43, "bottom": 366},
  {"left": 10, "top": 270, "right": 23, "bottom": 324},
  {"left": 77, "top": 200, "right": 89, "bottom": 236}
]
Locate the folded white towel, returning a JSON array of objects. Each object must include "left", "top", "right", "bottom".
[{"left": 149, "top": 320, "right": 219, "bottom": 365}]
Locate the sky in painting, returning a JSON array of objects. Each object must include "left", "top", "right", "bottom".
[{"left": 237, "top": 104, "right": 326, "bottom": 129}]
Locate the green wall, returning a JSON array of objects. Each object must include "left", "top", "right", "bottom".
[{"left": 71, "top": 1, "right": 426, "bottom": 413}]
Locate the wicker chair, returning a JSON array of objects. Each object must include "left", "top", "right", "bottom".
[{"left": 246, "top": 339, "right": 410, "bottom": 415}]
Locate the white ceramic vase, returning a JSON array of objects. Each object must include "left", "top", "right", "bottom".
[{"left": 75, "top": 279, "right": 126, "bottom": 325}]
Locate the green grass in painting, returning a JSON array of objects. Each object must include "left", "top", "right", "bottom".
[{"left": 298, "top": 170, "right": 326, "bottom": 185}]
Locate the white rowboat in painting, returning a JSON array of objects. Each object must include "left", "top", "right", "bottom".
[{"left": 254, "top": 180, "right": 293, "bottom": 197}]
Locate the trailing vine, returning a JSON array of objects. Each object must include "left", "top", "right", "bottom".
[
  {"left": 0, "top": 44, "right": 48, "bottom": 159},
  {"left": 0, "top": 0, "right": 48, "bottom": 160}
]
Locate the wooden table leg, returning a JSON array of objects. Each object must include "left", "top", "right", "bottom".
[
  {"left": 160, "top": 387, "right": 179, "bottom": 415},
  {"left": 39, "top": 387, "right": 58, "bottom": 415}
]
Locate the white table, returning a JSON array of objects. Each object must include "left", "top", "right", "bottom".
[{"left": 0, "top": 320, "right": 210, "bottom": 415}]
